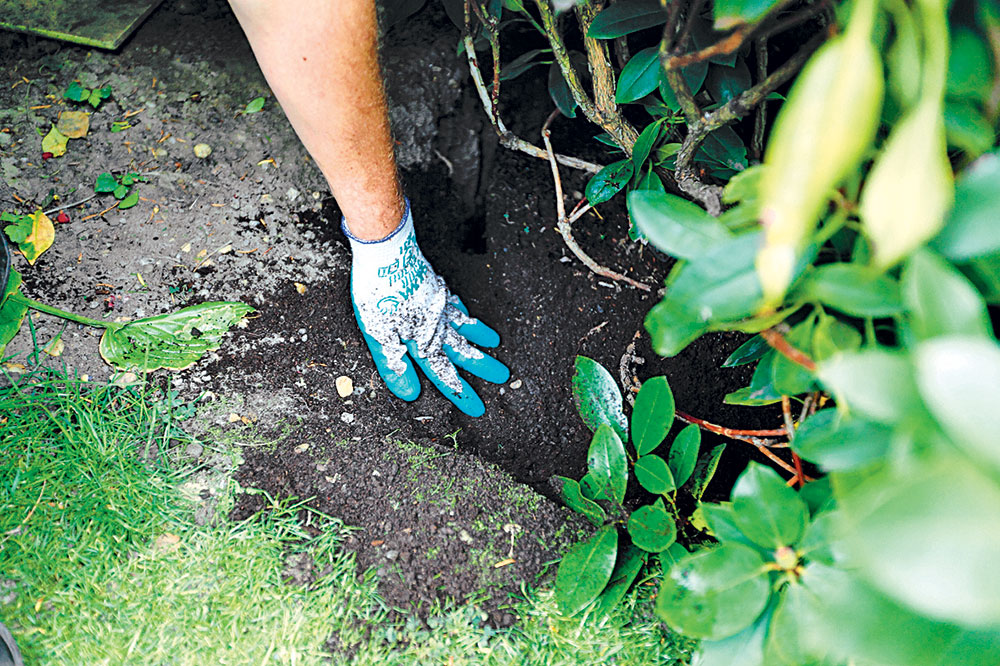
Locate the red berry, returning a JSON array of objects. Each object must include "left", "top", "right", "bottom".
[
  {"left": 41, "top": 152, "right": 53, "bottom": 160},
  {"left": 56, "top": 211, "right": 70, "bottom": 223}
]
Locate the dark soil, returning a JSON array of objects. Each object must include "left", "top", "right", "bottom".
[{"left": 0, "top": 0, "right": 784, "bottom": 621}]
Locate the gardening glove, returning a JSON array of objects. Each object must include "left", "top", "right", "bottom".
[{"left": 343, "top": 199, "right": 509, "bottom": 417}]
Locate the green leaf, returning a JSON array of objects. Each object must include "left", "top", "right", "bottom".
[
  {"left": 725, "top": 349, "right": 782, "bottom": 406},
  {"left": 500, "top": 48, "right": 550, "bottom": 81},
  {"left": 94, "top": 172, "right": 118, "bottom": 193},
  {"left": 98, "top": 301, "right": 254, "bottom": 371},
  {"left": 572, "top": 355, "right": 628, "bottom": 443},
  {"left": 585, "top": 160, "right": 634, "bottom": 205},
  {"left": 944, "top": 100, "right": 995, "bottom": 158},
  {"left": 685, "top": 443, "right": 726, "bottom": 501},
  {"left": 244, "top": 96, "right": 265, "bottom": 114},
  {"left": 797, "top": 263, "right": 902, "bottom": 317},
  {"left": 731, "top": 463, "right": 808, "bottom": 549},
  {"left": 0, "top": 271, "right": 28, "bottom": 354},
  {"left": 587, "top": 425, "right": 628, "bottom": 504},
  {"left": 628, "top": 498, "right": 676, "bottom": 552},
  {"left": 771, "top": 317, "right": 816, "bottom": 396},
  {"left": 818, "top": 349, "right": 925, "bottom": 424},
  {"left": 933, "top": 149, "right": 1000, "bottom": 260},
  {"left": 631, "top": 118, "right": 664, "bottom": 172},
  {"left": 667, "top": 424, "right": 699, "bottom": 487},
  {"left": 555, "top": 525, "right": 618, "bottom": 615},
  {"left": 113, "top": 184, "right": 129, "bottom": 200},
  {"left": 947, "top": 27, "right": 992, "bottom": 104},
  {"left": 118, "top": 190, "right": 139, "bottom": 210},
  {"left": 548, "top": 61, "right": 577, "bottom": 119},
  {"left": 616, "top": 47, "right": 660, "bottom": 103},
  {"left": 3, "top": 213, "right": 32, "bottom": 244},
  {"left": 591, "top": 546, "right": 646, "bottom": 617},
  {"left": 579, "top": 471, "right": 601, "bottom": 500},
  {"left": 64, "top": 81, "right": 88, "bottom": 102},
  {"left": 841, "top": 458, "right": 1000, "bottom": 628},
  {"left": 656, "top": 543, "right": 770, "bottom": 640},
  {"left": 628, "top": 191, "right": 733, "bottom": 261},
  {"left": 657, "top": 541, "right": 689, "bottom": 571},
  {"left": 791, "top": 409, "right": 892, "bottom": 472},
  {"left": 705, "top": 59, "right": 752, "bottom": 103},
  {"left": 722, "top": 335, "right": 768, "bottom": 368},
  {"left": 903, "top": 250, "right": 991, "bottom": 342},
  {"left": 915, "top": 336, "right": 1000, "bottom": 471},
  {"left": 634, "top": 454, "right": 675, "bottom": 494},
  {"left": 659, "top": 59, "right": 710, "bottom": 111},
  {"left": 587, "top": 0, "right": 666, "bottom": 38},
  {"left": 644, "top": 298, "right": 709, "bottom": 358},
  {"left": 697, "top": 599, "right": 773, "bottom": 666},
  {"left": 552, "top": 476, "right": 606, "bottom": 526},
  {"left": 632, "top": 375, "right": 674, "bottom": 456},
  {"left": 810, "top": 312, "right": 861, "bottom": 361},
  {"left": 713, "top": 0, "right": 785, "bottom": 29},
  {"left": 699, "top": 502, "right": 760, "bottom": 550},
  {"left": 697, "top": 125, "right": 748, "bottom": 174}
]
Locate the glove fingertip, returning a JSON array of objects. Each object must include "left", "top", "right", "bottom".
[{"left": 455, "top": 320, "right": 501, "bottom": 348}]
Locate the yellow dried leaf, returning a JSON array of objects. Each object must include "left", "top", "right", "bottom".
[
  {"left": 294, "top": 282, "right": 307, "bottom": 294},
  {"left": 22, "top": 210, "right": 55, "bottom": 265},
  {"left": 3, "top": 362, "right": 26, "bottom": 374},
  {"left": 43, "top": 337, "right": 65, "bottom": 357},
  {"left": 56, "top": 110, "right": 90, "bottom": 139}
]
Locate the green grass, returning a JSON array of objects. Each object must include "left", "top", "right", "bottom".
[{"left": 0, "top": 368, "right": 692, "bottom": 665}]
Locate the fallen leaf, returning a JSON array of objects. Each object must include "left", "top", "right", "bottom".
[
  {"left": 294, "top": 282, "right": 307, "bottom": 295},
  {"left": 181, "top": 242, "right": 192, "bottom": 253},
  {"left": 41, "top": 125, "right": 69, "bottom": 157},
  {"left": 494, "top": 558, "right": 516, "bottom": 568},
  {"left": 154, "top": 533, "right": 181, "bottom": 552},
  {"left": 8, "top": 210, "right": 56, "bottom": 265},
  {"left": 227, "top": 412, "right": 241, "bottom": 422},
  {"left": 336, "top": 375, "right": 354, "bottom": 398},
  {"left": 195, "top": 249, "right": 208, "bottom": 259},
  {"left": 43, "top": 337, "right": 65, "bottom": 357},
  {"left": 3, "top": 362, "right": 26, "bottom": 374},
  {"left": 370, "top": 540, "right": 385, "bottom": 547},
  {"left": 112, "top": 371, "right": 140, "bottom": 387},
  {"left": 56, "top": 110, "right": 90, "bottom": 139}
]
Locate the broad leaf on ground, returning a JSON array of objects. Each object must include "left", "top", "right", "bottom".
[
  {"left": 628, "top": 498, "right": 676, "bottom": 552},
  {"left": 555, "top": 525, "right": 618, "bottom": 615},
  {"left": 586, "top": 424, "right": 628, "bottom": 504},
  {"left": 632, "top": 375, "right": 674, "bottom": 455},
  {"left": 572, "top": 355, "right": 628, "bottom": 442}
]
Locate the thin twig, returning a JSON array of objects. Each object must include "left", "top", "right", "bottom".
[
  {"left": 752, "top": 37, "right": 769, "bottom": 161},
  {"left": 541, "top": 112, "right": 652, "bottom": 292},
  {"left": 619, "top": 330, "right": 644, "bottom": 406},
  {"left": 761, "top": 326, "right": 817, "bottom": 372},
  {"left": 43, "top": 194, "right": 97, "bottom": 216},
  {"left": 81, "top": 201, "right": 120, "bottom": 221},
  {"left": 675, "top": 409, "right": 787, "bottom": 438},
  {"left": 674, "top": 0, "right": 707, "bottom": 59}
]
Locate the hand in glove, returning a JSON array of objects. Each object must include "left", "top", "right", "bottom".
[{"left": 343, "top": 200, "right": 509, "bottom": 416}]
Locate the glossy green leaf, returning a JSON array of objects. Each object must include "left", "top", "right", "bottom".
[
  {"left": 499, "top": 48, "right": 549, "bottom": 81},
  {"left": 118, "top": 190, "right": 139, "bottom": 210},
  {"left": 659, "top": 59, "right": 710, "bottom": 112},
  {"left": 548, "top": 61, "right": 578, "bottom": 119},
  {"left": 810, "top": 312, "right": 862, "bottom": 361},
  {"left": 64, "top": 81, "right": 88, "bottom": 102},
  {"left": 961, "top": 250, "right": 1000, "bottom": 304},
  {"left": 632, "top": 375, "right": 674, "bottom": 456},
  {"left": 243, "top": 96, "right": 265, "bottom": 114},
  {"left": 685, "top": 443, "right": 726, "bottom": 501},
  {"left": 585, "top": 159, "right": 634, "bottom": 205},
  {"left": 645, "top": 298, "right": 709, "bottom": 358},
  {"left": 791, "top": 408, "right": 891, "bottom": 472},
  {"left": 944, "top": 100, "right": 995, "bottom": 158},
  {"left": 699, "top": 502, "right": 759, "bottom": 550},
  {"left": 725, "top": 349, "right": 782, "bottom": 406},
  {"left": 705, "top": 59, "right": 751, "bottom": 103},
  {"left": 112, "top": 184, "right": 128, "bottom": 200},
  {"left": 0, "top": 271, "right": 28, "bottom": 353},
  {"left": 658, "top": 541, "right": 689, "bottom": 571},
  {"left": 555, "top": 525, "right": 618, "bottom": 615},
  {"left": 902, "top": 250, "right": 991, "bottom": 341},
  {"left": 631, "top": 118, "right": 664, "bottom": 172},
  {"left": 798, "top": 263, "right": 903, "bottom": 317},
  {"left": 947, "top": 27, "right": 992, "bottom": 103},
  {"left": 933, "top": 149, "right": 1000, "bottom": 260},
  {"left": 697, "top": 601, "right": 773, "bottom": 666},
  {"left": 628, "top": 498, "right": 676, "bottom": 552},
  {"left": 841, "top": 458, "right": 1000, "bottom": 628},
  {"left": 572, "top": 355, "right": 628, "bottom": 443},
  {"left": 587, "top": 0, "right": 666, "bottom": 38},
  {"left": 579, "top": 471, "right": 600, "bottom": 500},
  {"left": 94, "top": 172, "right": 118, "bottom": 193},
  {"left": 713, "top": 0, "right": 785, "bottom": 29},
  {"left": 552, "top": 476, "right": 606, "bottom": 526},
  {"left": 628, "top": 191, "right": 733, "bottom": 261},
  {"left": 697, "top": 125, "right": 748, "bottom": 174},
  {"left": 771, "top": 317, "right": 816, "bottom": 396},
  {"left": 99, "top": 301, "right": 254, "bottom": 371},
  {"left": 915, "top": 336, "right": 1000, "bottom": 471},
  {"left": 731, "top": 463, "right": 808, "bottom": 548},
  {"left": 818, "top": 349, "right": 925, "bottom": 424},
  {"left": 616, "top": 47, "right": 660, "bottom": 103},
  {"left": 657, "top": 543, "right": 770, "bottom": 640},
  {"left": 798, "top": 477, "right": 833, "bottom": 517},
  {"left": 722, "top": 335, "right": 768, "bottom": 368},
  {"left": 634, "top": 454, "right": 675, "bottom": 494},
  {"left": 667, "top": 424, "right": 700, "bottom": 487},
  {"left": 587, "top": 424, "right": 628, "bottom": 504},
  {"left": 591, "top": 546, "right": 646, "bottom": 617}
]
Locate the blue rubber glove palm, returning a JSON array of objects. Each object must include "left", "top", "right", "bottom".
[{"left": 344, "top": 201, "right": 509, "bottom": 417}]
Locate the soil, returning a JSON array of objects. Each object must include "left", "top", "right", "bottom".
[{"left": 0, "top": 0, "right": 782, "bottom": 620}]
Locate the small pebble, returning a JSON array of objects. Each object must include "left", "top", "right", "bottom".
[
  {"left": 510, "top": 379, "right": 523, "bottom": 389},
  {"left": 193, "top": 143, "right": 212, "bottom": 158},
  {"left": 341, "top": 413, "right": 355, "bottom": 424},
  {"left": 294, "top": 443, "right": 309, "bottom": 453},
  {"left": 336, "top": 376, "right": 354, "bottom": 398}
]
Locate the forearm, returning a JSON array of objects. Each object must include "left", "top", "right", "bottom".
[{"left": 228, "top": 0, "right": 403, "bottom": 239}]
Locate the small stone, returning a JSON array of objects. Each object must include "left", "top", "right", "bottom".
[
  {"left": 285, "top": 187, "right": 300, "bottom": 201},
  {"left": 294, "top": 443, "right": 309, "bottom": 453},
  {"left": 193, "top": 143, "right": 212, "bottom": 158},
  {"left": 185, "top": 442, "right": 204, "bottom": 458},
  {"left": 341, "top": 413, "right": 355, "bottom": 424},
  {"left": 294, "top": 282, "right": 307, "bottom": 294},
  {"left": 509, "top": 379, "right": 523, "bottom": 389},
  {"left": 385, "top": 550, "right": 399, "bottom": 561},
  {"left": 459, "top": 529, "right": 473, "bottom": 544},
  {"left": 227, "top": 412, "right": 241, "bottom": 423},
  {"left": 336, "top": 376, "right": 354, "bottom": 398}
]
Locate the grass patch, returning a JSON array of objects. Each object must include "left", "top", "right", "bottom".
[{"left": 0, "top": 368, "right": 692, "bottom": 665}]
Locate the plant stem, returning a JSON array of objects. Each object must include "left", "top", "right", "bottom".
[
  {"left": 760, "top": 326, "right": 817, "bottom": 371},
  {"left": 11, "top": 293, "right": 121, "bottom": 330}
]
